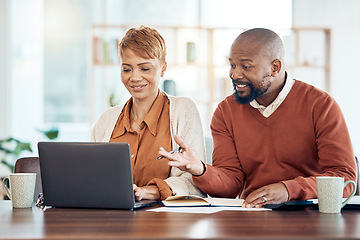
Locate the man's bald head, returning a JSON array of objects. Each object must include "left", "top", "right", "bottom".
[
  {"left": 229, "top": 28, "right": 287, "bottom": 106},
  {"left": 232, "top": 28, "right": 285, "bottom": 63}
]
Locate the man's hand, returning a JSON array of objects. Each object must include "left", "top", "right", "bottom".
[
  {"left": 158, "top": 135, "right": 205, "bottom": 176},
  {"left": 242, "top": 182, "right": 289, "bottom": 208},
  {"left": 133, "top": 184, "right": 160, "bottom": 201}
]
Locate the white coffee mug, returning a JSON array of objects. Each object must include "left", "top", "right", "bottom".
[
  {"left": 316, "top": 176, "right": 356, "bottom": 213},
  {"left": 2, "top": 173, "right": 36, "bottom": 208}
]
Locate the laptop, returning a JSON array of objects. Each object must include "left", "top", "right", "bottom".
[{"left": 38, "top": 142, "right": 156, "bottom": 210}]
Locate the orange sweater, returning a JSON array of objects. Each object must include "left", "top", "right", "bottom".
[{"left": 194, "top": 80, "right": 356, "bottom": 200}]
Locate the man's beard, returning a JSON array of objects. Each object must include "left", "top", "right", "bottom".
[{"left": 232, "top": 81, "right": 269, "bottom": 104}]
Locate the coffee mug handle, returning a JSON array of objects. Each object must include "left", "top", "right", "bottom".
[
  {"left": 2, "top": 177, "right": 11, "bottom": 200},
  {"left": 341, "top": 180, "right": 356, "bottom": 208}
]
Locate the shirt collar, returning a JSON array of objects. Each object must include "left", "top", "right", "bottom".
[
  {"left": 250, "top": 71, "right": 294, "bottom": 110},
  {"left": 143, "top": 91, "right": 168, "bottom": 136},
  {"left": 113, "top": 90, "right": 167, "bottom": 137}
]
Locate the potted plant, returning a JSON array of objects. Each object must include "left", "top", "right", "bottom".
[
  {"left": 0, "top": 137, "right": 33, "bottom": 173},
  {"left": 0, "top": 128, "right": 59, "bottom": 173},
  {"left": 0, "top": 128, "right": 59, "bottom": 199}
]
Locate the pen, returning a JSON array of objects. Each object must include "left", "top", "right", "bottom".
[{"left": 157, "top": 147, "right": 182, "bottom": 160}]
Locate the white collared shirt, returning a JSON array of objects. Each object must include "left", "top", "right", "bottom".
[{"left": 249, "top": 73, "right": 295, "bottom": 118}]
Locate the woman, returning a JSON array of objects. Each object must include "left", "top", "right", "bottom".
[{"left": 91, "top": 26, "right": 206, "bottom": 201}]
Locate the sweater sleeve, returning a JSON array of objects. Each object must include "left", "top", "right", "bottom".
[
  {"left": 193, "top": 102, "right": 244, "bottom": 198},
  {"left": 164, "top": 96, "right": 206, "bottom": 197},
  {"left": 282, "top": 95, "right": 356, "bottom": 200},
  {"left": 90, "top": 106, "right": 123, "bottom": 142},
  {"left": 147, "top": 178, "right": 173, "bottom": 200}
]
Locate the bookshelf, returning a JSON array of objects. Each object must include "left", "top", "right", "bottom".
[
  {"left": 89, "top": 25, "right": 331, "bottom": 133},
  {"left": 284, "top": 27, "right": 331, "bottom": 92}
]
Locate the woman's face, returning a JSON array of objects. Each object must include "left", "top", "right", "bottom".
[{"left": 120, "top": 48, "right": 166, "bottom": 102}]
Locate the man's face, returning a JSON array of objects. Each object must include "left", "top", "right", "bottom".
[{"left": 228, "top": 41, "right": 273, "bottom": 104}]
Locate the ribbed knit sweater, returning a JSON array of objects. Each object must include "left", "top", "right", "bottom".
[
  {"left": 194, "top": 80, "right": 356, "bottom": 200},
  {"left": 91, "top": 92, "right": 206, "bottom": 197}
]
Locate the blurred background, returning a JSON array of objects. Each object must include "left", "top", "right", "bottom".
[{"left": 0, "top": 0, "right": 359, "bottom": 176}]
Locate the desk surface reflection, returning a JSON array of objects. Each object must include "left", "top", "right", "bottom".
[{"left": 1, "top": 200, "right": 360, "bottom": 239}]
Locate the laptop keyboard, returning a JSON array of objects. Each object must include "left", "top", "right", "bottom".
[{"left": 134, "top": 200, "right": 157, "bottom": 208}]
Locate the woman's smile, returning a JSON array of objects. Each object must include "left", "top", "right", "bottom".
[{"left": 130, "top": 84, "right": 148, "bottom": 92}]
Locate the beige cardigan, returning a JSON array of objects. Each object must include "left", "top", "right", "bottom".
[{"left": 91, "top": 93, "right": 206, "bottom": 197}]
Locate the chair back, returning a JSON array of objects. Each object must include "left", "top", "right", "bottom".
[{"left": 14, "top": 157, "right": 42, "bottom": 202}]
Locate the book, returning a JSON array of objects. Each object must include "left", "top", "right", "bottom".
[
  {"left": 92, "top": 36, "right": 102, "bottom": 64},
  {"left": 161, "top": 195, "right": 244, "bottom": 207}
]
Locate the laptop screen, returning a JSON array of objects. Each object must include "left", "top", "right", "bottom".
[{"left": 38, "top": 142, "right": 138, "bottom": 209}]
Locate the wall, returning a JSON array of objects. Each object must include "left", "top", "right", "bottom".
[
  {"left": 9, "top": 0, "right": 44, "bottom": 153},
  {"left": 0, "top": 0, "right": 45, "bottom": 178},
  {"left": 0, "top": 0, "right": 9, "bottom": 139},
  {"left": 0, "top": 0, "right": 10, "bottom": 177},
  {"left": 292, "top": 0, "right": 360, "bottom": 156}
]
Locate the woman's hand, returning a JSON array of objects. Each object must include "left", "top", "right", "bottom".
[
  {"left": 158, "top": 135, "right": 205, "bottom": 176},
  {"left": 133, "top": 184, "right": 160, "bottom": 201}
]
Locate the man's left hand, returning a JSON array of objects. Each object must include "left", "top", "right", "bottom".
[{"left": 242, "top": 182, "right": 289, "bottom": 208}]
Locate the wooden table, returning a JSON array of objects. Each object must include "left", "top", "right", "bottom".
[{"left": 1, "top": 200, "right": 360, "bottom": 239}]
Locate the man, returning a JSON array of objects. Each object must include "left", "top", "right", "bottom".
[{"left": 159, "top": 28, "right": 356, "bottom": 208}]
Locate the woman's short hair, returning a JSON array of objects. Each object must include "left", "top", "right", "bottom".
[{"left": 119, "top": 25, "right": 167, "bottom": 65}]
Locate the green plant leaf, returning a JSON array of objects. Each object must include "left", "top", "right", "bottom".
[
  {"left": 1, "top": 159, "right": 14, "bottom": 173},
  {"left": 0, "top": 146, "right": 13, "bottom": 154},
  {"left": 0, "top": 137, "right": 33, "bottom": 172},
  {"left": 37, "top": 128, "right": 59, "bottom": 140},
  {"left": 109, "top": 91, "right": 120, "bottom": 107}
]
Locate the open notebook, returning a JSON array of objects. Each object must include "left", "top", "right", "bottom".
[{"left": 161, "top": 195, "right": 244, "bottom": 207}]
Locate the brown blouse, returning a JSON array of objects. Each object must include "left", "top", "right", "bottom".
[{"left": 110, "top": 91, "right": 173, "bottom": 199}]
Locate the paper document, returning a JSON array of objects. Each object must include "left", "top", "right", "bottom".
[
  {"left": 161, "top": 195, "right": 245, "bottom": 207},
  {"left": 148, "top": 206, "right": 271, "bottom": 214},
  {"left": 148, "top": 207, "right": 224, "bottom": 214}
]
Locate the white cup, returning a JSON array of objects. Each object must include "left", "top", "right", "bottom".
[
  {"left": 316, "top": 176, "right": 356, "bottom": 213},
  {"left": 2, "top": 173, "right": 36, "bottom": 208}
]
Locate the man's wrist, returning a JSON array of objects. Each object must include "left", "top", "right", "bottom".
[{"left": 192, "top": 161, "right": 206, "bottom": 177}]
